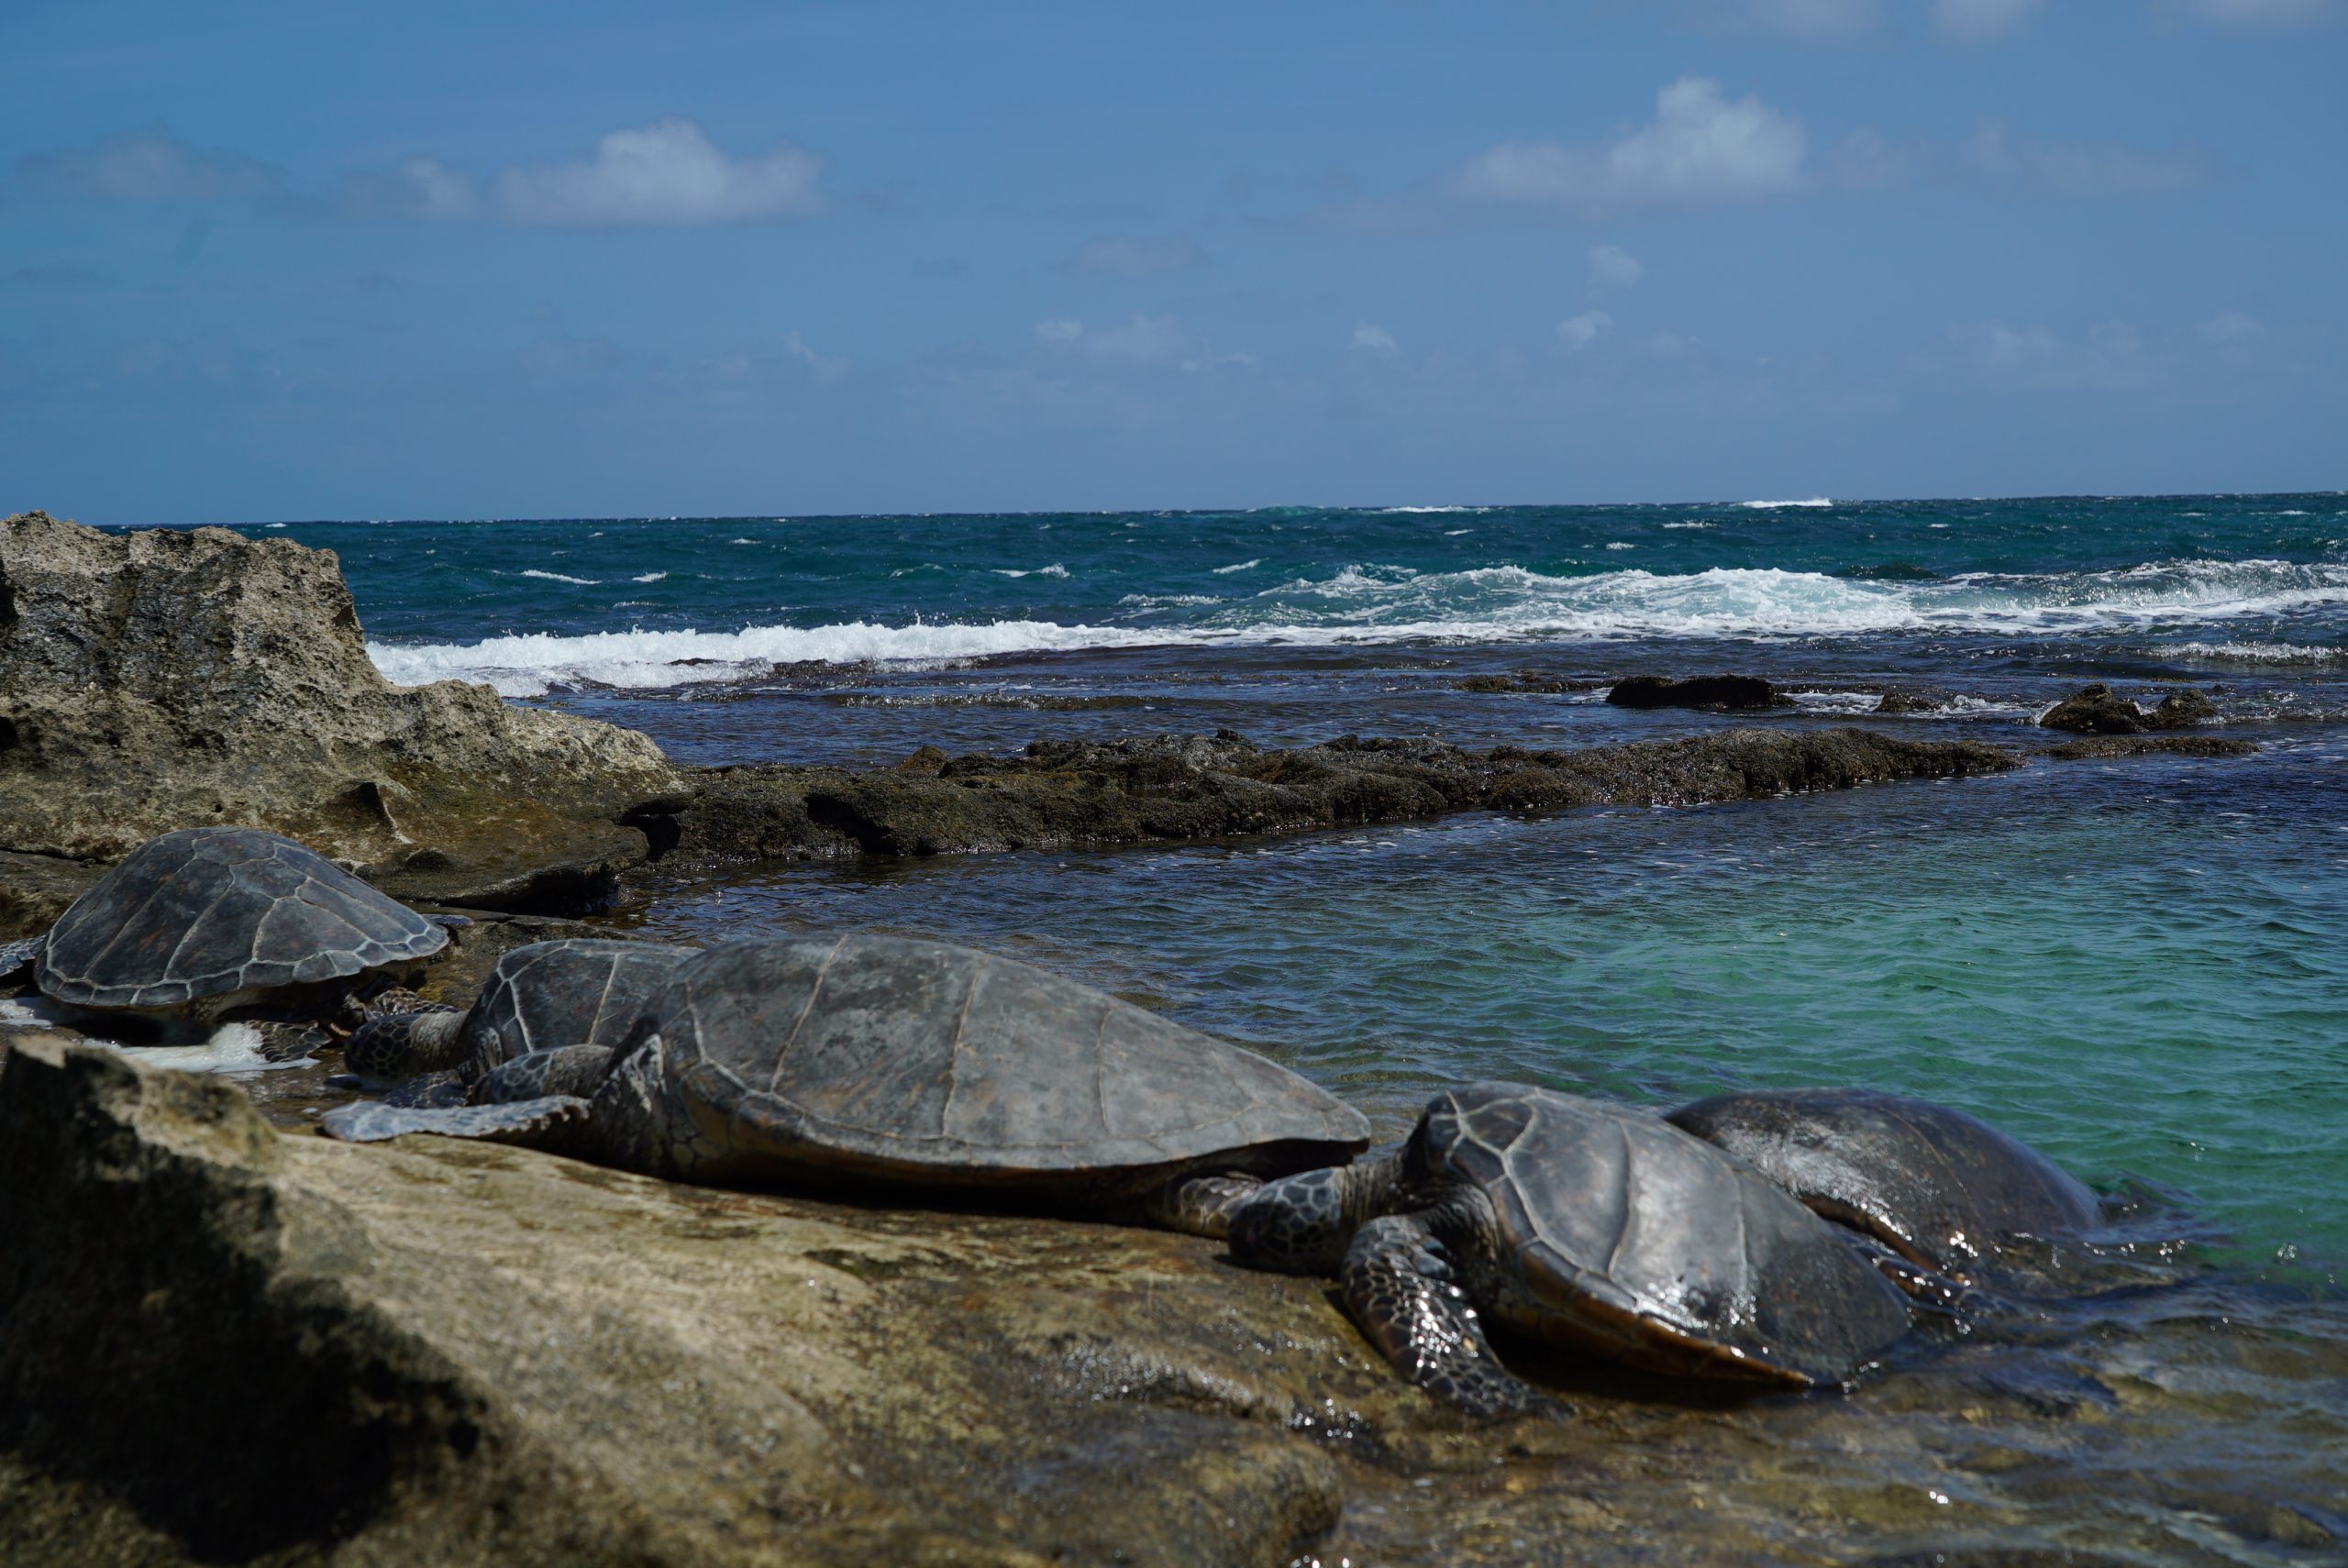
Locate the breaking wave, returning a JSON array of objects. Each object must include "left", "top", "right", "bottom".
[{"left": 368, "top": 557, "right": 2348, "bottom": 697}]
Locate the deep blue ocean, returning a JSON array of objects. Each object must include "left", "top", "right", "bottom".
[{"left": 235, "top": 494, "right": 2348, "bottom": 1275}]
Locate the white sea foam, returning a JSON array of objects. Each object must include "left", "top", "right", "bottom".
[
  {"left": 1739, "top": 497, "right": 1833, "bottom": 510},
  {"left": 1373, "top": 504, "right": 1488, "bottom": 514},
  {"left": 1663, "top": 522, "right": 1711, "bottom": 529},
  {"left": 2168, "top": 640, "right": 2348, "bottom": 666},
  {"left": 992, "top": 564, "right": 1070, "bottom": 579},
  {"left": 633, "top": 571, "right": 669, "bottom": 583},
  {"left": 0, "top": 1003, "right": 295, "bottom": 1074},
  {"left": 520, "top": 569, "right": 598, "bottom": 586},
  {"left": 1213, "top": 559, "right": 1261, "bottom": 575},
  {"left": 1444, "top": 529, "right": 1473, "bottom": 536},
  {"left": 730, "top": 537, "right": 758, "bottom": 545},
  {"left": 1605, "top": 542, "right": 1635, "bottom": 550},
  {"left": 368, "top": 557, "right": 2348, "bottom": 696}
]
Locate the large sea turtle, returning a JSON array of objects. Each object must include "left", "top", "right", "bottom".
[
  {"left": 325, "top": 933, "right": 1371, "bottom": 1231},
  {"left": 26, "top": 826, "right": 449, "bottom": 1043},
  {"left": 1665, "top": 1088, "right": 2104, "bottom": 1286},
  {"left": 338, "top": 938, "right": 696, "bottom": 1098},
  {"left": 1227, "top": 1083, "right": 1916, "bottom": 1416}
]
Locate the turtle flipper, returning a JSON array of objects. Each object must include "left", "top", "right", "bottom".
[
  {"left": 320, "top": 1096, "right": 591, "bottom": 1146},
  {"left": 1147, "top": 1174, "right": 1263, "bottom": 1238},
  {"left": 342, "top": 1008, "right": 468, "bottom": 1083},
  {"left": 1341, "top": 1214, "right": 1560, "bottom": 1421}
]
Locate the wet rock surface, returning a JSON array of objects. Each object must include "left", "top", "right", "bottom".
[
  {"left": 2046, "top": 735, "right": 2260, "bottom": 761},
  {"left": 656, "top": 727, "right": 2020, "bottom": 876},
  {"left": 0, "top": 513, "right": 685, "bottom": 928},
  {"left": 3, "top": 1039, "right": 2342, "bottom": 1567},
  {"left": 2038, "top": 684, "right": 2222, "bottom": 736},
  {"left": 1605, "top": 674, "right": 1791, "bottom": 711}
]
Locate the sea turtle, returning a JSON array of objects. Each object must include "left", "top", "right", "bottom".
[
  {"left": 1665, "top": 1088, "right": 2104, "bottom": 1286},
  {"left": 338, "top": 938, "right": 696, "bottom": 1099},
  {"left": 324, "top": 933, "right": 1370, "bottom": 1231},
  {"left": 31, "top": 826, "right": 449, "bottom": 1043},
  {"left": 1227, "top": 1083, "right": 1916, "bottom": 1417}
]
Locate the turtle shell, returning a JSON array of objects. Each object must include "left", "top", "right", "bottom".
[
  {"left": 456, "top": 938, "right": 694, "bottom": 1082},
  {"left": 36, "top": 826, "right": 446, "bottom": 1011},
  {"left": 1665, "top": 1088, "right": 2102, "bottom": 1281},
  {"left": 1418, "top": 1084, "right": 1912, "bottom": 1385},
  {"left": 633, "top": 934, "right": 1371, "bottom": 1189}
]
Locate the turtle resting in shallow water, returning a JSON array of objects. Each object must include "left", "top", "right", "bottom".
[
  {"left": 1227, "top": 1083, "right": 1916, "bottom": 1417},
  {"left": 338, "top": 938, "right": 696, "bottom": 1099},
  {"left": 26, "top": 826, "right": 449, "bottom": 1045},
  {"left": 325, "top": 933, "right": 1370, "bottom": 1231},
  {"left": 1666, "top": 1088, "right": 2104, "bottom": 1287}
]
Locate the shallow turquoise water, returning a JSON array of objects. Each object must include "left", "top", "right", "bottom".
[{"left": 637, "top": 740, "right": 2348, "bottom": 1274}]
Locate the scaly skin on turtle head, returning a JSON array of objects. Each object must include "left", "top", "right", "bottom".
[{"left": 1229, "top": 1154, "right": 1407, "bottom": 1275}]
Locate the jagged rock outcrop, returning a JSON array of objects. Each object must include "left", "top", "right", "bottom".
[
  {"left": 2046, "top": 734, "right": 2258, "bottom": 760},
  {"left": 0, "top": 512, "right": 686, "bottom": 923},
  {"left": 656, "top": 727, "right": 2021, "bottom": 874},
  {"left": 2038, "top": 683, "right": 2221, "bottom": 735}
]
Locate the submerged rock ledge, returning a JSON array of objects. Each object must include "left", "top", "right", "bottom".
[{"left": 658, "top": 727, "right": 2022, "bottom": 874}]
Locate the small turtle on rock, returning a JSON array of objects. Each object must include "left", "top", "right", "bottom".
[
  {"left": 337, "top": 938, "right": 696, "bottom": 1102},
  {"left": 1666, "top": 1088, "right": 2104, "bottom": 1288},
  {"left": 1227, "top": 1083, "right": 1916, "bottom": 1417},
  {"left": 27, "top": 826, "right": 449, "bottom": 1050},
  {"left": 325, "top": 933, "right": 1370, "bottom": 1232}
]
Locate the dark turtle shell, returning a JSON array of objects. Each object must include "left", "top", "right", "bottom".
[
  {"left": 1666, "top": 1088, "right": 2102, "bottom": 1282},
  {"left": 632, "top": 934, "right": 1371, "bottom": 1189},
  {"left": 453, "top": 938, "right": 695, "bottom": 1081},
  {"left": 36, "top": 826, "right": 446, "bottom": 1011},
  {"left": 1418, "top": 1084, "right": 1912, "bottom": 1385}
]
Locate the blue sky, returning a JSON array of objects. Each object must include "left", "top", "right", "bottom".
[{"left": 2, "top": 0, "right": 2341, "bottom": 521}]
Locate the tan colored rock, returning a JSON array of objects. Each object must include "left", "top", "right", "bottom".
[
  {"left": 0, "top": 512, "right": 686, "bottom": 920},
  {"left": 5, "top": 1041, "right": 2342, "bottom": 1566}
]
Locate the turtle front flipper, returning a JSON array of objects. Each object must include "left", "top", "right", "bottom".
[
  {"left": 320, "top": 1096, "right": 591, "bottom": 1147},
  {"left": 1342, "top": 1214, "right": 1560, "bottom": 1421}
]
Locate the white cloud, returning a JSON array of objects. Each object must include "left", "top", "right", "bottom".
[
  {"left": 1949, "top": 319, "right": 2152, "bottom": 389},
  {"left": 1034, "top": 314, "right": 1248, "bottom": 372},
  {"left": 1069, "top": 236, "right": 1206, "bottom": 278},
  {"left": 490, "top": 118, "right": 823, "bottom": 227},
  {"left": 1966, "top": 122, "right": 2213, "bottom": 193},
  {"left": 1557, "top": 310, "right": 1614, "bottom": 352},
  {"left": 1350, "top": 322, "right": 1399, "bottom": 355},
  {"left": 2197, "top": 310, "right": 2265, "bottom": 345},
  {"left": 1588, "top": 243, "right": 1644, "bottom": 292},
  {"left": 17, "top": 128, "right": 282, "bottom": 201},
  {"left": 1933, "top": 0, "right": 2045, "bottom": 41},
  {"left": 1748, "top": 0, "right": 1882, "bottom": 38},
  {"left": 342, "top": 156, "right": 479, "bottom": 220},
  {"left": 1451, "top": 78, "right": 1808, "bottom": 212}
]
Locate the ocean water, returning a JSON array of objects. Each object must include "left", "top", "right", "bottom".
[
  {"left": 237, "top": 493, "right": 2348, "bottom": 1270},
  {"left": 186, "top": 494, "right": 2348, "bottom": 1555}
]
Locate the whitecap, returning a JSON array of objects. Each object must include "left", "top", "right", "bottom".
[
  {"left": 1738, "top": 497, "right": 1833, "bottom": 510},
  {"left": 1373, "top": 504, "right": 1488, "bottom": 514},
  {"left": 731, "top": 537, "right": 758, "bottom": 545},
  {"left": 264, "top": 522, "right": 287, "bottom": 529},
  {"left": 519, "top": 569, "right": 597, "bottom": 586},
  {"left": 1605, "top": 542, "right": 1635, "bottom": 551},
  {"left": 632, "top": 571, "right": 669, "bottom": 584},
  {"left": 1444, "top": 529, "right": 1473, "bottom": 536},
  {"left": 1663, "top": 522, "right": 1711, "bottom": 530},
  {"left": 992, "top": 563, "right": 1069, "bottom": 579},
  {"left": 1213, "top": 559, "right": 1261, "bottom": 575}
]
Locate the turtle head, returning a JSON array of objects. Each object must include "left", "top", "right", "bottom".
[{"left": 341, "top": 1010, "right": 467, "bottom": 1086}]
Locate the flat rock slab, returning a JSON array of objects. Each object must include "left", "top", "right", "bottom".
[{"left": 6, "top": 1041, "right": 2343, "bottom": 1565}]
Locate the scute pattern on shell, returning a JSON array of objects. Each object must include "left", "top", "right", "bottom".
[
  {"left": 37, "top": 826, "right": 446, "bottom": 1010},
  {"left": 648, "top": 933, "right": 1371, "bottom": 1178},
  {"left": 1420, "top": 1084, "right": 1912, "bottom": 1385},
  {"left": 459, "top": 939, "right": 694, "bottom": 1081}
]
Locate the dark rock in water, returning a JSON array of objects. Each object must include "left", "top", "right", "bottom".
[
  {"left": 1605, "top": 674, "right": 1789, "bottom": 712},
  {"left": 2038, "top": 682, "right": 2221, "bottom": 735},
  {"left": 0, "top": 511, "right": 687, "bottom": 922},
  {"left": 1874, "top": 687, "right": 1951, "bottom": 714},
  {"left": 2047, "top": 734, "right": 2258, "bottom": 761},
  {"left": 653, "top": 727, "right": 2021, "bottom": 876},
  {"left": 1455, "top": 670, "right": 1578, "bottom": 694}
]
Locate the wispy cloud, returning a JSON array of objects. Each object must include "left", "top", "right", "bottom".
[
  {"left": 1350, "top": 322, "right": 1399, "bottom": 356},
  {"left": 1588, "top": 243, "right": 1645, "bottom": 293},
  {"left": 1966, "top": 122, "right": 2214, "bottom": 193},
  {"left": 1034, "top": 314, "right": 1253, "bottom": 372},
  {"left": 1557, "top": 310, "right": 1614, "bottom": 352},
  {"left": 16, "top": 127, "right": 282, "bottom": 202},
  {"left": 1449, "top": 78, "right": 1808, "bottom": 213},
  {"left": 491, "top": 118, "right": 823, "bottom": 226},
  {"left": 1068, "top": 236, "right": 1206, "bottom": 278}
]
